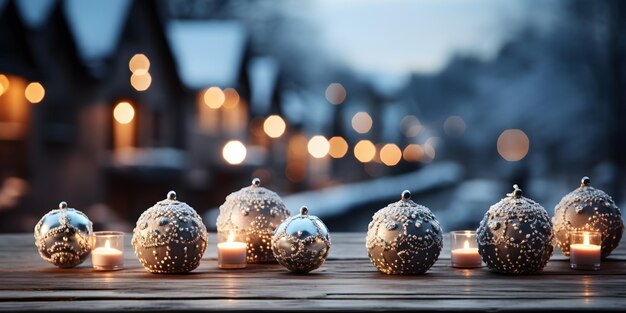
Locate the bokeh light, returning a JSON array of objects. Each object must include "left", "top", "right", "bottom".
[
  {"left": 403, "top": 144, "right": 424, "bottom": 162},
  {"left": 222, "top": 140, "right": 247, "bottom": 165},
  {"left": 325, "top": 83, "right": 346, "bottom": 105},
  {"left": 354, "top": 140, "right": 376, "bottom": 163},
  {"left": 328, "top": 136, "right": 348, "bottom": 158},
  {"left": 444, "top": 115, "right": 466, "bottom": 136},
  {"left": 113, "top": 101, "right": 135, "bottom": 124},
  {"left": 0, "top": 74, "right": 9, "bottom": 96},
  {"left": 223, "top": 88, "right": 240, "bottom": 109},
  {"left": 263, "top": 115, "right": 286, "bottom": 138},
  {"left": 497, "top": 129, "right": 530, "bottom": 161},
  {"left": 24, "top": 82, "right": 45, "bottom": 103},
  {"left": 203, "top": 87, "right": 225, "bottom": 109},
  {"left": 307, "top": 135, "right": 330, "bottom": 158},
  {"left": 130, "top": 72, "right": 152, "bottom": 91},
  {"left": 351, "top": 112, "right": 373, "bottom": 134},
  {"left": 380, "top": 144, "right": 402, "bottom": 166},
  {"left": 129, "top": 54, "right": 150, "bottom": 74},
  {"left": 401, "top": 115, "right": 422, "bottom": 137}
]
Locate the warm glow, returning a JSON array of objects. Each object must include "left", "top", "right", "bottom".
[
  {"left": 325, "top": 83, "right": 346, "bottom": 105},
  {"left": 401, "top": 115, "right": 422, "bottom": 137},
  {"left": 497, "top": 129, "right": 530, "bottom": 161},
  {"left": 25, "top": 82, "right": 45, "bottom": 103},
  {"left": 354, "top": 140, "right": 376, "bottom": 163},
  {"left": 129, "top": 54, "right": 150, "bottom": 74},
  {"left": 227, "top": 232, "right": 235, "bottom": 243},
  {"left": 351, "top": 112, "right": 372, "bottom": 134},
  {"left": 104, "top": 240, "right": 111, "bottom": 249},
  {"left": 380, "top": 144, "right": 402, "bottom": 166},
  {"left": 113, "top": 102, "right": 135, "bottom": 124},
  {"left": 583, "top": 232, "right": 590, "bottom": 246},
  {"left": 444, "top": 115, "right": 466, "bottom": 136},
  {"left": 328, "top": 136, "right": 348, "bottom": 158},
  {"left": 130, "top": 72, "right": 152, "bottom": 91},
  {"left": 307, "top": 135, "right": 330, "bottom": 158},
  {"left": 0, "top": 74, "right": 9, "bottom": 96},
  {"left": 203, "top": 87, "right": 225, "bottom": 109},
  {"left": 403, "top": 144, "right": 424, "bottom": 162},
  {"left": 263, "top": 115, "right": 286, "bottom": 138},
  {"left": 223, "top": 88, "right": 240, "bottom": 109},
  {"left": 222, "top": 140, "right": 247, "bottom": 165}
]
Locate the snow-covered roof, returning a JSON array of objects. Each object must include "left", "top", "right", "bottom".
[
  {"left": 15, "top": 0, "right": 55, "bottom": 29},
  {"left": 248, "top": 56, "right": 279, "bottom": 115},
  {"left": 63, "top": 0, "right": 131, "bottom": 63},
  {"left": 166, "top": 20, "right": 247, "bottom": 90}
]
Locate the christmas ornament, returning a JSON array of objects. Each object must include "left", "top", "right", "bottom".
[
  {"left": 217, "top": 178, "right": 290, "bottom": 263},
  {"left": 366, "top": 190, "right": 443, "bottom": 275},
  {"left": 271, "top": 206, "right": 331, "bottom": 273},
  {"left": 553, "top": 176, "right": 623, "bottom": 258},
  {"left": 476, "top": 184, "right": 553, "bottom": 274},
  {"left": 34, "top": 201, "right": 93, "bottom": 268},
  {"left": 132, "top": 191, "right": 208, "bottom": 274}
]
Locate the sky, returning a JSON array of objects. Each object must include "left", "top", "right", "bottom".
[{"left": 297, "top": 0, "right": 533, "bottom": 76}]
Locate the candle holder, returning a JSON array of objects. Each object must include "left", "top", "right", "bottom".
[
  {"left": 570, "top": 231, "right": 601, "bottom": 271},
  {"left": 217, "top": 232, "right": 247, "bottom": 269},
  {"left": 450, "top": 230, "right": 481, "bottom": 268},
  {"left": 91, "top": 231, "right": 124, "bottom": 271}
]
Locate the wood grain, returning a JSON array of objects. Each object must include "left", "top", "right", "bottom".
[{"left": 0, "top": 233, "right": 625, "bottom": 311}]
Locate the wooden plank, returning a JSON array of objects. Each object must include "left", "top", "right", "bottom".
[{"left": 0, "top": 233, "right": 625, "bottom": 311}]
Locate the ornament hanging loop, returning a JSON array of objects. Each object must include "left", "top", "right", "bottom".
[{"left": 581, "top": 176, "right": 591, "bottom": 187}]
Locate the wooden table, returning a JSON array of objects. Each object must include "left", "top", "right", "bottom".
[{"left": 1, "top": 233, "right": 625, "bottom": 311}]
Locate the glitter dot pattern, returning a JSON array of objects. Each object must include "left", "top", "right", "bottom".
[
  {"left": 216, "top": 179, "right": 291, "bottom": 263},
  {"left": 34, "top": 202, "right": 93, "bottom": 268},
  {"left": 366, "top": 192, "right": 443, "bottom": 275},
  {"left": 271, "top": 207, "right": 331, "bottom": 273},
  {"left": 132, "top": 193, "right": 208, "bottom": 274},
  {"left": 476, "top": 185, "right": 554, "bottom": 274},
  {"left": 552, "top": 177, "right": 623, "bottom": 258}
]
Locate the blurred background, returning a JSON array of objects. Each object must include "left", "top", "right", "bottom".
[{"left": 0, "top": 0, "right": 624, "bottom": 233}]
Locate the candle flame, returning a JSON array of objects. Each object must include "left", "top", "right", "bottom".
[
  {"left": 583, "top": 232, "right": 590, "bottom": 246},
  {"left": 104, "top": 239, "right": 111, "bottom": 249},
  {"left": 227, "top": 232, "right": 235, "bottom": 243},
  {"left": 463, "top": 240, "right": 470, "bottom": 249}
]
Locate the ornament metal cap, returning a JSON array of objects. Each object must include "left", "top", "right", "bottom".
[
  {"left": 299, "top": 206, "right": 309, "bottom": 216},
  {"left": 508, "top": 184, "right": 522, "bottom": 198},
  {"left": 167, "top": 190, "right": 177, "bottom": 200},
  {"left": 58, "top": 201, "right": 68, "bottom": 210},
  {"left": 581, "top": 176, "right": 591, "bottom": 187},
  {"left": 252, "top": 178, "right": 261, "bottom": 187},
  {"left": 401, "top": 190, "right": 411, "bottom": 201}
]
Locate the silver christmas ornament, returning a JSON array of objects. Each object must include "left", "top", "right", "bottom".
[
  {"left": 553, "top": 176, "right": 623, "bottom": 258},
  {"left": 272, "top": 206, "right": 331, "bottom": 273},
  {"left": 34, "top": 201, "right": 93, "bottom": 268},
  {"left": 477, "top": 185, "right": 554, "bottom": 274},
  {"left": 366, "top": 190, "right": 443, "bottom": 275},
  {"left": 217, "top": 178, "right": 290, "bottom": 263},
  {"left": 132, "top": 191, "right": 208, "bottom": 274}
]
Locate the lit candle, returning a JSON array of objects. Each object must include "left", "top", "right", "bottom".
[
  {"left": 217, "top": 232, "right": 247, "bottom": 269},
  {"left": 91, "top": 231, "right": 124, "bottom": 271},
  {"left": 450, "top": 230, "right": 482, "bottom": 268},
  {"left": 570, "top": 231, "right": 601, "bottom": 270}
]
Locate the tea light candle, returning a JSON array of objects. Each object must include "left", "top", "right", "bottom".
[
  {"left": 570, "top": 231, "right": 601, "bottom": 270},
  {"left": 217, "top": 232, "right": 247, "bottom": 269},
  {"left": 450, "top": 230, "right": 481, "bottom": 268},
  {"left": 91, "top": 231, "right": 124, "bottom": 271}
]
